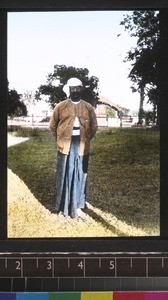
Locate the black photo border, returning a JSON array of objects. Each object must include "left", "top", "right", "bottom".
[{"left": 0, "top": 0, "right": 168, "bottom": 254}]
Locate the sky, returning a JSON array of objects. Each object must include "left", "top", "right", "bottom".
[{"left": 7, "top": 11, "right": 153, "bottom": 113}]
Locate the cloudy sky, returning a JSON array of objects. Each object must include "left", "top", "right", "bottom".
[{"left": 7, "top": 10, "right": 153, "bottom": 112}]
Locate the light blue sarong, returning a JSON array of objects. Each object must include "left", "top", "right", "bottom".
[{"left": 55, "top": 136, "right": 88, "bottom": 218}]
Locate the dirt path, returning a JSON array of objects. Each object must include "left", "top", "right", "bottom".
[
  {"left": 7, "top": 134, "right": 29, "bottom": 147},
  {"left": 7, "top": 134, "right": 150, "bottom": 238}
]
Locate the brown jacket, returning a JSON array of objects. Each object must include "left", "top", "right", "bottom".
[{"left": 49, "top": 99, "right": 98, "bottom": 155}]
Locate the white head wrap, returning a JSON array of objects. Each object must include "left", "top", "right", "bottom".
[{"left": 63, "top": 77, "right": 83, "bottom": 97}]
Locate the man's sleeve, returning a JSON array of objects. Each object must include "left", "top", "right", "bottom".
[
  {"left": 49, "top": 106, "right": 59, "bottom": 138},
  {"left": 90, "top": 107, "right": 98, "bottom": 139}
]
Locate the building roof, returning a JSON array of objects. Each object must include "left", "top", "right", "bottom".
[{"left": 98, "top": 95, "right": 123, "bottom": 112}]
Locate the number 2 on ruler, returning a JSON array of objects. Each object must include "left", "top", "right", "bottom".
[{"left": 15, "top": 260, "right": 21, "bottom": 270}]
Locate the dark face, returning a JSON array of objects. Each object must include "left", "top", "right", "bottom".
[{"left": 69, "top": 85, "right": 82, "bottom": 102}]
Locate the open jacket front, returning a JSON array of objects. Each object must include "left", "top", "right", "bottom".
[{"left": 50, "top": 99, "right": 98, "bottom": 155}]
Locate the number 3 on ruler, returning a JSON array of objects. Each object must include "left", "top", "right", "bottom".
[{"left": 47, "top": 260, "right": 52, "bottom": 270}]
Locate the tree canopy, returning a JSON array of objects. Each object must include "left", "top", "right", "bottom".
[
  {"left": 8, "top": 89, "right": 27, "bottom": 117},
  {"left": 120, "top": 11, "right": 160, "bottom": 124},
  {"left": 35, "top": 65, "right": 99, "bottom": 108}
]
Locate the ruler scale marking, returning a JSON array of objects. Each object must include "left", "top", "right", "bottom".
[
  {"left": 84, "top": 257, "right": 86, "bottom": 278},
  {"left": 0, "top": 255, "right": 168, "bottom": 278},
  {"left": 162, "top": 257, "right": 164, "bottom": 268},
  {"left": 5, "top": 258, "right": 7, "bottom": 268},
  {"left": 99, "top": 257, "right": 101, "bottom": 268},
  {"left": 21, "top": 258, "right": 23, "bottom": 278},
  {"left": 130, "top": 257, "right": 133, "bottom": 268},
  {"left": 146, "top": 258, "right": 148, "bottom": 277},
  {"left": 52, "top": 257, "right": 54, "bottom": 278}
]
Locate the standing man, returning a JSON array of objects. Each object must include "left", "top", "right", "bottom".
[{"left": 50, "top": 77, "right": 98, "bottom": 219}]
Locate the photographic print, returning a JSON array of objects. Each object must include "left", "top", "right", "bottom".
[{"left": 7, "top": 10, "right": 160, "bottom": 238}]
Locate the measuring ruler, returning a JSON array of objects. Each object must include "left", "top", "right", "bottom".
[
  {"left": 0, "top": 253, "right": 168, "bottom": 292},
  {"left": 0, "top": 253, "right": 168, "bottom": 278}
]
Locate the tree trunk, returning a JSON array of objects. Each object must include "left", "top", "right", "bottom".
[
  {"left": 138, "top": 84, "right": 145, "bottom": 124},
  {"left": 156, "top": 102, "right": 160, "bottom": 126},
  {"left": 153, "top": 104, "right": 157, "bottom": 124}
]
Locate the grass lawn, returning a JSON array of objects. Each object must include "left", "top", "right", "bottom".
[{"left": 8, "top": 127, "right": 160, "bottom": 233}]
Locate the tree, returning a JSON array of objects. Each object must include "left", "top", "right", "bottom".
[
  {"left": 8, "top": 89, "right": 27, "bottom": 117},
  {"left": 106, "top": 106, "right": 116, "bottom": 118},
  {"left": 120, "top": 11, "right": 160, "bottom": 125},
  {"left": 35, "top": 64, "right": 99, "bottom": 108}
]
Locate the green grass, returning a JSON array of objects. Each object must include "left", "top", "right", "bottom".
[
  {"left": 8, "top": 127, "right": 160, "bottom": 231},
  {"left": 8, "top": 128, "right": 56, "bottom": 210}
]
